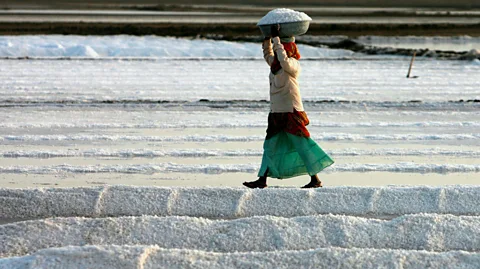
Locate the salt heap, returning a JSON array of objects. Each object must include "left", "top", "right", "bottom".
[{"left": 257, "top": 8, "right": 312, "bottom": 26}]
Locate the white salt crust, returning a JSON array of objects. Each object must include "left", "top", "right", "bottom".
[{"left": 2, "top": 245, "right": 480, "bottom": 269}]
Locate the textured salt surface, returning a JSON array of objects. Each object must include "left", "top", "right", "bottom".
[
  {"left": 2, "top": 186, "right": 480, "bottom": 267},
  {"left": 3, "top": 214, "right": 480, "bottom": 257},
  {"left": 2, "top": 245, "right": 480, "bottom": 269},
  {"left": 3, "top": 186, "right": 480, "bottom": 220},
  {"left": 257, "top": 8, "right": 312, "bottom": 26}
]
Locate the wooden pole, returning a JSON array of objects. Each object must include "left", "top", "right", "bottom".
[{"left": 406, "top": 51, "right": 416, "bottom": 78}]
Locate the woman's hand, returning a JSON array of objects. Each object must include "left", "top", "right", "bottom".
[{"left": 270, "top": 24, "right": 280, "bottom": 38}]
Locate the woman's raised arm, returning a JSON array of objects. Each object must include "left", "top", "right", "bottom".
[{"left": 262, "top": 38, "right": 275, "bottom": 67}]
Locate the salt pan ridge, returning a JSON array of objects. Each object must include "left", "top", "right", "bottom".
[{"left": 3, "top": 214, "right": 480, "bottom": 257}]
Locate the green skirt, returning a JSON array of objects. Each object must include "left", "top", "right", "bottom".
[{"left": 258, "top": 131, "right": 334, "bottom": 179}]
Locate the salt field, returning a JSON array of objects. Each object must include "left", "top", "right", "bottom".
[
  {"left": 0, "top": 35, "right": 479, "bottom": 267},
  {"left": 0, "top": 35, "right": 479, "bottom": 186}
]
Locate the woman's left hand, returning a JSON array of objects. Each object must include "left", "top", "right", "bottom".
[{"left": 270, "top": 24, "right": 280, "bottom": 38}]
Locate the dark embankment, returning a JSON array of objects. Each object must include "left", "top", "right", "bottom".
[
  {"left": 1, "top": 22, "right": 480, "bottom": 37},
  {"left": 2, "top": 0, "right": 480, "bottom": 9}
]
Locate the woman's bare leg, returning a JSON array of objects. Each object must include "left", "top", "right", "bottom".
[{"left": 301, "top": 174, "right": 322, "bottom": 188}]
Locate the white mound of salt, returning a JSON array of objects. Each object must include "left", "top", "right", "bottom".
[{"left": 257, "top": 8, "right": 312, "bottom": 26}]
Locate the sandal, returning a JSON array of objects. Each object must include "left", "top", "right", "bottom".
[{"left": 243, "top": 181, "right": 267, "bottom": 189}]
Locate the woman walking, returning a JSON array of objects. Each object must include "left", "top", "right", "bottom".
[{"left": 243, "top": 25, "right": 334, "bottom": 189}]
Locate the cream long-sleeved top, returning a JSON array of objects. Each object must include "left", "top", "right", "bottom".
[{"left": 262, "top": 37, "right": 304, "bottom": 113}]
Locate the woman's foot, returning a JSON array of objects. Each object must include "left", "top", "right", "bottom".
[
  {"left": 301, "top": 181, "right": 322, "bottom": 188},
  {"left": 301, "top": 175, "right": 322, "bottom": 188},
  {"left": 243, "top": 178, "right": 267, "bottom": 189}
]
